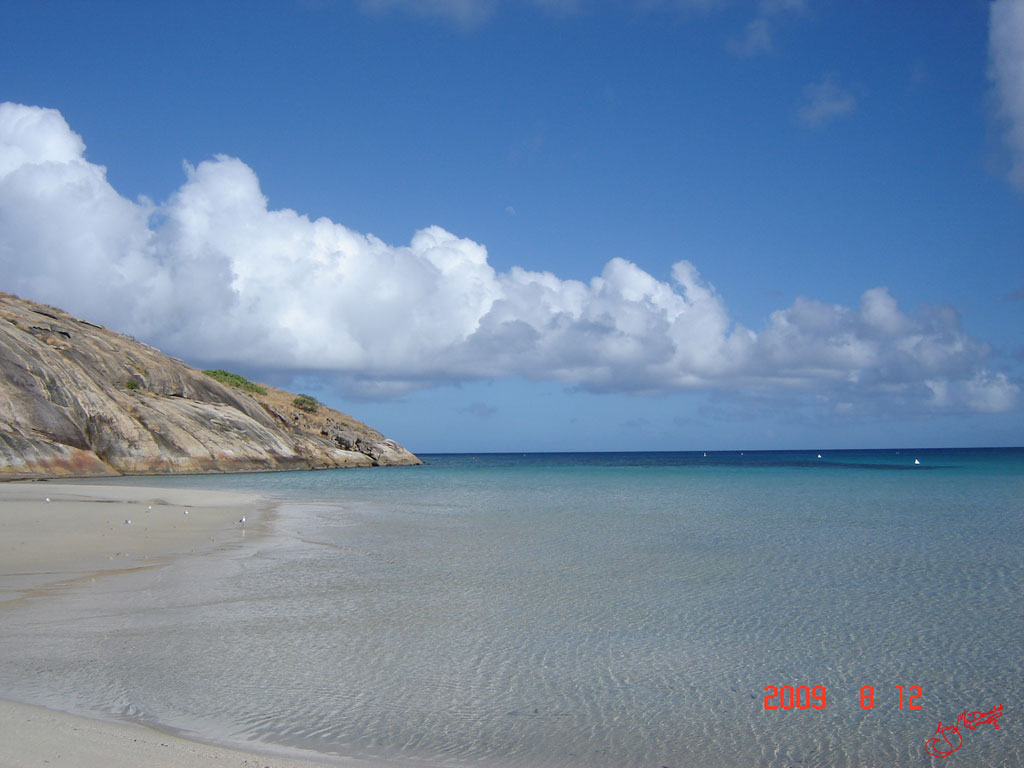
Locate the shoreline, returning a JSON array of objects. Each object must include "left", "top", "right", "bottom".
[
  {"left": 0, "top": 481, "right": 382, "bottom": 768},
  {"left": 0, "top": 697, "right": 368, "bottom": 768}
]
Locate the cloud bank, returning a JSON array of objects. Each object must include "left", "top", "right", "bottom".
[
  {"left": 990, "top": 0, "right": 1024, "bottom": 188},
  {"left": 0, "top": 102, "right": 1016, "bottom": 412}
]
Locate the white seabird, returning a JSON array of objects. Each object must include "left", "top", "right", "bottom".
[{"left": 124, "top": 519, "right": 131, "bottom": 524}]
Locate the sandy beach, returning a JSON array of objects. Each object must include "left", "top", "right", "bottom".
[{"left": 0, "top": 481, "right": 371, "bottom": 768}]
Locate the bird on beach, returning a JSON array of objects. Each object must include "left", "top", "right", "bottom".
[
  {"left": 44, "top": 497, "right": 50, "bottom": 503},
  {"left": 125, "top": 519, "right": 131, "bottom": 524},
  {"left": 238, "top": 516, "right": 246, "bottom": 525},
  {"left": 184, "top": 509, "right": 189, "bottom": 515}
]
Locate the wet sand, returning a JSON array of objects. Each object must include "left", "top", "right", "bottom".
[{"left": 0, "top": 482, "right": 265, "bottom": 604}]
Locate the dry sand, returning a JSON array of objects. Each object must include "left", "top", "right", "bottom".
[{"left": 0, "top": 481, "right": 384, "bottom": 768}]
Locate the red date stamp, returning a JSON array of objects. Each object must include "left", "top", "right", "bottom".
[
  {"left": 924, "top": 705, "right": 1003, "bottom": 759},
  {"left": 763, "top": 685, "right": 922, "bottom": 710},
  {"left": 763, "top": 685, "right": 827, "bottom": 710},
  {"left": 762, "top": 686, "right": 1004, "bottom": 759}
]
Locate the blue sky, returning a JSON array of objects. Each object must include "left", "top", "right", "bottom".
[{"left": 1, "top": 0, "right": 1023, "bottom": 452}]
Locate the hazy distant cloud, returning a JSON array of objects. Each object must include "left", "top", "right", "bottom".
[
  {"left": 728, "top": 0, "right": 805, "bottom": 58},
  {"left": 529, "top": 0, "right": 582, "bottom": 15},
  {"left": 910, "top": 58, "right": 928, "bottom": 86},
  {"left": 729, "top": 18, "right": 773, "bottom": 57},
  {"left": 0, "top": 102, "right": 1016, "bottom": 414},
  {"left": 358, "top": 0, "right": 738, "bottom": 26},
  {"left": 760, "top": 0, "right": 805, "bottom": 10},
  {"left": 989, "top": 0, "right": 1024, "bottom": 189},
  {"left": 621, "top": 417, "right": 650, "bottom": 430},
  {"left": 464, "top": 401, "right": 498, "bottom": 417},
  {"left": 354, "top": 0, "right": 803, "bottom": 34},
  {"left": 359, "top": 0, "right": 497, "bottom": 27},
  {"left": 798, "top": 75, "right": 857, "bottom": 127},
  {"left": 357, "top": 0, "right": 581, "bottom": 25},
  {"left": 628, "top": 0, "right": 728, "bottom": 12}
]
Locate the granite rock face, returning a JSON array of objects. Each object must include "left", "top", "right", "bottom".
[{"left": 0, "top": 292, "right": 421, "bottom": 480}]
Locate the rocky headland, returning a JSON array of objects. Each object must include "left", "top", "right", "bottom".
[{"left": 0, "top": 292, "right": 421, "bottom": 480}]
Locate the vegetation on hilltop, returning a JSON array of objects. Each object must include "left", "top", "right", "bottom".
[{"left": 202, "top": 369, "right": 267, "bottom": 395}]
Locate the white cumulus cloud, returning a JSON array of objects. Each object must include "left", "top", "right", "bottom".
[{"left": 0, "top": 102, "right": 1017, "bottom": 413}]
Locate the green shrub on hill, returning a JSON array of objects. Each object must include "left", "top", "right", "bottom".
[
  {"left": 203, "top": 369, "right": 267, "bottom": 395},
  {"left": 292, "top": 394, "right": 319, "bottom": 413}
]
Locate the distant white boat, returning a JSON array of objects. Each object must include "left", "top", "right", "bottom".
[{"left": 914, "top": 459, "right": 920, "bottom": 465}]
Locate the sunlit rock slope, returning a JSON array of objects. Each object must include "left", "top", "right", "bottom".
[{"left": 0, "top": 292, "right": 421, "bottom": 479}]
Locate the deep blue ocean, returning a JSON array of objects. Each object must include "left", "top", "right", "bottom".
[{"left": 2, "top": 448, "right": 1022, "bottom": 767}]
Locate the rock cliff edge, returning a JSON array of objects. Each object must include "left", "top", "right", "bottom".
[{"left": 0, "top": 292, "right": 421, "bottom": 480}]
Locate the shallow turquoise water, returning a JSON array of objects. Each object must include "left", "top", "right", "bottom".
[{"left": 2, "top": 448, "right": 1022, "bottom": 767}]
